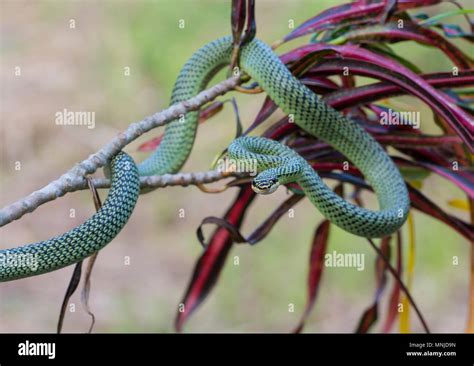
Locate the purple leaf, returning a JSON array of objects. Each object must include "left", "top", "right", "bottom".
[
  {"left": 281, "top": 44, "right": 473, "bottom": 149},
  {"left": 337, "top": 21, "right": 472, "bottom": 69},
  {"left": 322, "top": 69, "right": 474, "bottom": 110},
  {"left": 281, "top": 0, "right": 442, "bottom": 43}
]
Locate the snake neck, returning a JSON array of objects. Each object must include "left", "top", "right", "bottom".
[{"left": 137, "top": 36, "right": 234, "bottom": 176}]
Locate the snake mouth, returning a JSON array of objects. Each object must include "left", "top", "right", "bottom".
[{"left": 251, "top": 180, "right": 280, "bottom": 195}]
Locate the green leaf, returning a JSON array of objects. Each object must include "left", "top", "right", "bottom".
[
  {"left": 399, "top": 166, "right": 431, "bottom": 187},
  {"left": 418, "top": 9, "right": 474, "bottom": 27}
]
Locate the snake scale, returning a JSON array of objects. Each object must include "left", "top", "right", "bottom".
[{"left": 0, "top": 36, "right": 409, "bottom": 281}]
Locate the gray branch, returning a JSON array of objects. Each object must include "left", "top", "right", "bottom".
[{"left": 0, "top": 76, "right": 240, "bottom": 227}]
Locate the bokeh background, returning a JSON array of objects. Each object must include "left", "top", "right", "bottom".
[{"left": 0, "top": 0, "right": 471, "bottom": 332}]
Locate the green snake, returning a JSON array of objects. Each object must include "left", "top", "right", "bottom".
[{"left": 0, "top": 36, "right": 409, "bottom": 281}]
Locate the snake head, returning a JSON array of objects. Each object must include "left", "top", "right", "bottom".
[{"left": 252, "top": 170, "right": 280, "bottom": 195}]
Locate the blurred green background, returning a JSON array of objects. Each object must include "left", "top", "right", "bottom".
[{"left": 0, "top": 0, "right": 471, "bottom": 333}]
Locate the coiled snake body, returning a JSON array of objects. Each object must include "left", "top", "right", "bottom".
[{"left": 0, "top": 36, "right": 409, "bottom": 281}]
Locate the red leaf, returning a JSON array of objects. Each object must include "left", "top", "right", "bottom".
[
  {"left": 247, "top": 194, "right": 304, "bottom": 244},
  {"left": 312, "top": 171, "right": 473, "bottom": 241},
  {"left": 175, "top": 186, "right": 255, "bottom": 332},
  {"left": 339, "top": 22, "right": 472, "bottom": 69},
  {"left": 375, "top": 134, "right": 462, "bottom": 147},
  {"left": 281, "top": 44, "right": 473, "bottom": 150},
  {"left": 355, "top": 236, "right": 391, "bottom": 333},
  {"left": 356, "top": 305, "right": 378, "bottom": 334},
  {"left": 320, "top": 68, "right": 474, "bottom": 110},
  {"left": 283, "top": 1, "right": 388, "bottom": 43},
  {"left": 396, "top": 0, "right": 442, "bottom": 10},
  {"left": 263, "top": 116, "right": 297, "bottom": 139},
  {"left": 231, "top": 0, "right": 246, "bottom": 42},
  {"left": 383, "top": 230, "right": 403, "bottom": 333},
  {"left": 294, "top": 220, "right": 331, "bottom": 333},
  {"left": 244, "top": 96, "right": 278, "bottom": 135},
  {"left": 282, "top": 0, "right": 442, "bottom": 43},
  {"left": 302, "top": 76, "right": 339, "bottom": 94},
  {"left": 376, "top": 237, "right": 391, "bottom": 292}
]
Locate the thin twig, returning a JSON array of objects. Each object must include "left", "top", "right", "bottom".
[
  {"left": 0, "top": 77, "right": 240, "bottom": 227},
  {"left": 1, "top": 170, "right": 246, "bottom": 227}
]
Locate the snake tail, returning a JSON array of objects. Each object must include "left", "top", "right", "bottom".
[{"left": 0, "top": 152, "right": 140, "bottom": 281}]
